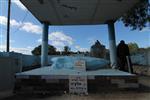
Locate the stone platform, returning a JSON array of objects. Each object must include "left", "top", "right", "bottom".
[{"left": 14, "top": 67, "right": 139, "bottom": 94}]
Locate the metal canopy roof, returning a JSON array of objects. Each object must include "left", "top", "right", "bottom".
[{"left": 20, "top": 0, "right": 139, "bottom": 25}]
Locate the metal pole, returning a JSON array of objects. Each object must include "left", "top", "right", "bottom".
[{"left": 6, "top": 0, "right": 11, "bottom": 52}]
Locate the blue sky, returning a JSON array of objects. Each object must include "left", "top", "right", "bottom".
[{"left": 0, "top": 0, "right": 150, "bottom": 55}]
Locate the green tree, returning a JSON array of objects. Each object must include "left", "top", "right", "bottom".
[
  {"left": 121, "top": 0, "right": 149, "bottom": 30},
  {"left": 31, "top": 45, "right": 57, "bottom": 56},
  {"left": 31, "top": 45, "right": 41, "bottom": 56},
  {"left": 48, "top": 45, "right": 57, "bottom": 55},
  {"left": 63, "top": 46, "right": 71, "bottom": 55},
  {"left": 128, "top": 42, "right": 139, "bottom": 55}
]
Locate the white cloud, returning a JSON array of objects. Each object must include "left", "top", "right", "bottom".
[
  {"left": 20, "top": 22, "right": 42, "bottom": 34},
  {"left": 49, "top": 31, "right": 74, "bottom": 47},
  {"left": 51, "top": 40, "right": 66, "bottom": 47},
  {"left": 0, "top": 16, "right": 42, "bottom": 34},
  {"left": 0, "top": 40, "right": 33, "bottom": 55},
  {"left": 56, "top": 47, "right": 62, "bottom": 51},
  {"left": 0, "top": 45, "right": 32, "bottom": 55},
  {"left": 36, "top": 32, "right": 74, "bottom": 51},
  {"left": 27, "top": 46, "right": 33, "bottom": 49},
  {"left": 0, "top": 16, "right": 7, "bottom": 25},
  {"left": 75, "top": 45, "right": 89, "bottom": 52},
  {"left": 12, "top": 0, "right": 27, "bottom": 11},
  {"left": 10, "top": 19, "right": 21, "bottom": 26},
  {"left": 0, "top": 45, "right": 6, "bottom": 52},
  {"left": 11, "top": 47, "right": 32, "bottom": 55},
  {"left": 140, "top": 27, "right": 150, "bottom": 32},
  {"left": 0, "top": 16, "right": 20, "bottom": 26}
]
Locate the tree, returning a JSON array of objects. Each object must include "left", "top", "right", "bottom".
[
  {"left": 31, "top": 45, "right": 57, "bottom": 56},
  {"left": 62, "top": 46, "right": 71, "bottom": 55},
  {"left": 31, "top": 45, "right": 41, "bottom": 56},
  {"left": 128, "top": 42, "right": 139, "bottom": 55},
  {"left": 90, "top": 40, "right": 106, "bottom": 58},
  {"left": 121, "top": 0, "right": 149, "bottom": 30},
  {"left": 48, "top": 45, "right": 57, "bottom": 55}
]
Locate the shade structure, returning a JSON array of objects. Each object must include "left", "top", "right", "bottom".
[
  {"left": 19, "top": 0, "right": 140, "bottom": 67},
  {"left": 20, "top": 0, "right": 139, "bottom": 25}
]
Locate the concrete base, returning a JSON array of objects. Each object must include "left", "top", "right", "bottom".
[{"left": 14, "top": 67, "right": 140, "bottom": 94}]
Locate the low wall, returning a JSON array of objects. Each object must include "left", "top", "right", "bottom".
[
  {"left": 131, "top": 51, "right": 150, "bottom": 66},
  {"left": 0, "top": 52, "right": 62, "bottom": 67},
  {"left": 0, "top": 57, "right": 20, "bottom": 91},
  {"left": 148, "top": 50, "right": 150, "bottom": 66},
  {"left": 22, "top": 55, "right": 40, "bottom": 67},
  {"left": 0, "top": 51, "right": 149, "bottom": 69},
  {"left": 22, "top": 55, "right": 60, "bottom": 67}
]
